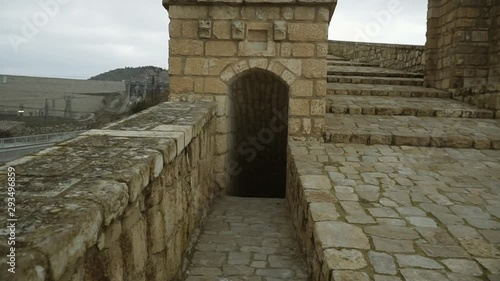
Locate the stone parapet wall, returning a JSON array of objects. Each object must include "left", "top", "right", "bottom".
[
  {"left": 328, "top": 40, "right": 425, "bottom": 73},
  {"left": 286, "top": 141, "right": 334, "bottom": 281},
  {"left": 0, "top": 101, "right": 217, "bottom": 281}
]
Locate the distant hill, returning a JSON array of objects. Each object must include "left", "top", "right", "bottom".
[{"left": 89, "top": 66, "right": 169, "bottom": 83}]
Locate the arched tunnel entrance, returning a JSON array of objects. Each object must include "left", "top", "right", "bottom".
[{"left": 227, "top": 68, "right": 289, "bottom": 198}]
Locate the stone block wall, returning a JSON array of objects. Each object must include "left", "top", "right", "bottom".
[
  {"left": 0, "top": 102, "right": 217, "bottom": 281},
  {"left": 328, "top": 40, "right": 425, "bottom": 73},
  {"left": 425, "top": 0, "right": 500, "bottom": 112},
  {"left": 286, "top": 142, "right": 336, "bottom": 281},
  {"left": 165, "top": 0, "right": 336, "bottom": 192}
]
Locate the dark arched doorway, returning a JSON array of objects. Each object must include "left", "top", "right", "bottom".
[{"left": 227, "top": 68, "right": 289, "bottom": 198}]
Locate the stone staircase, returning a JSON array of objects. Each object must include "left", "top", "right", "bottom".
[
  {"left": 324, "top": 55, "right": 500, "bottom": 150},
  {"left": 287, "top": 54, "right": 500, "bottom": 281}
]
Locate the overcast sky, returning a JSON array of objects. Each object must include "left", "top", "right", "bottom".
[{"left": 0, "top": 0, "right": 427, "bottom": 79}]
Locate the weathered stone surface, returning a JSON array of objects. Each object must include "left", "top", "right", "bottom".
[
  {"left": 364, "top": 226, "right": 420, "bottom": 240},
  {"left": 315, "top": 221, "right": 370, "bottom": 249},
  {"left": 332, "top": 271, "right": 370, "bottom": 281},
  {"left": 368, "top": 251, "right": 397, "bottom": 275},
  {"left": 418, "top": 244, "right": 470, "bottom": 258},
  {"left": 373, "top": 237, "right": 415, "bottom": 253},
  {"left": 401, "top": 269, "right": 449, "bottom": 281},
  {"left": 395, "top": 254, "right": 444, "bottom": 269},
  {"left": 442, "top": 259, "right": 483, "bottom": 276},
  {"left": 324, "top": 249, "right": 367, "bottom": 270}
]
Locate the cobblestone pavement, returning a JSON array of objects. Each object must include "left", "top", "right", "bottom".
[
  {"left": 327, "top": 95, "right": 494, "bottom": 118},
  {"left": 184, "top": 197, "right": 309, "bottom": 281},
  {"left": 290, "top": 141, "right": 500, "bottom": 281}
]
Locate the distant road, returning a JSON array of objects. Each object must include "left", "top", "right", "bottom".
[
  {"left": 0, "top": 131, "right": 86, "bottom": 163},
  {"left": 0, "top": 143, "right": 56, "bottom": 163}
]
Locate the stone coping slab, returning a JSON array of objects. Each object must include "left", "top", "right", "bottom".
[
  {"left": 325, "top": 114, "right": 500, "bottom": 149},
  {"left": 327, "top": 95, "right": 495, "bottom": 119},
  {"left": 288, "top": 141, "right": 500, "bottom": 281},
  {"left": 0, "top": 101, "right": 217, "bottom": 280}
]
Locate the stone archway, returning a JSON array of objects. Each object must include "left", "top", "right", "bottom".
[{"left": 227, "top": 68, "right": 289, "bottom": 198}]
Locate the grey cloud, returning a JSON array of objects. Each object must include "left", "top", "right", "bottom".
[{"left": 0, "top": 0, "right": 427, "bottom": 79}]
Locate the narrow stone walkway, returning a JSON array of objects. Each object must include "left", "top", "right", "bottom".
[{"left": 184, "top": 197, "right": 309, "bottom": 281}]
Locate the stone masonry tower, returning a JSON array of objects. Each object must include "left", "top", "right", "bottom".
[
  {"left": 425, "top": 0, "right": 500, "bottom": 112},
  {"left": 163, "top": 0, "right": 337, "bottom": 196}
]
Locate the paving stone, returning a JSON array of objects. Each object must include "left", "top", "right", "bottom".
[
  {"left": 451, "top": 205, "right": 491, "bottom": 219},
  {"left": 250, "top": 261, "right": 266, "bottom": 268},
  {"left": 368, "top": 207, "right": 400, "bottom": 218},
  {"left": 364, "top": 225, "right": 420, "bottom": 240},
  {"left": 228, "top": 252, "right": 251, "bottom": 265},
  {"left": 416, "top": 227, "right": 456, "bottom": 245},
  {"left": 397, "top": 207, "right": 427, "bottom": 217},
  {"left": 374, "top": 275, "right": 402, "bottom": 281},
  {"left": 309, "top": 202, "right": 339, "bottom": 221},
  {"left": 466, "top": 218, "right": 500, "bottom": 229},
  {"left": 380, "top": 198, "right": 399, "bottom": 207},
  {"left": 400, "top": 269, "right": 449, "bottom": 281},
  {"left": 486, "top": 206, "right": 500, "bottom": 219},
  {"left": 418, "top": 244, "right": 469, "bottom": 258},
  {"left": 489, "top": 275, "right": 500, "bottom": 281},
  {"left": 406, "top": 217, "right": 438, "bottom": 227},
  {"left": 441, "top": 259, "right": 483, "bottom": 276},
  {"left": 253, "top": 254, "right": 267, "bottom": 261},
  {"left": 315, "top": 221, "right": 370, "bottom": 249},
  {"left": 255, "top": 269, "right": 295, "bottom": 278},
  {"left": 332, "top": 271, "right": 370, "bottom": 281},
  {"left": 446, "top": 273, "right": 483, "bottom": 281},
  {"left": 345, "top": 215, "right": 376, "bottom": 224},
  {"left": 188, "top": 267, "right": 222, "bottom": 276},
  {"left": 476, "top": 258, "right": 500, "bottom": 274},
  {"left": 420, "top": 203, "right": 452, "bottom": 214},
  {"left": 191, "top": 252, "right": 227, "bottom": 267},
  {"left": 376, "top": 218, "right": 406, "bottom": 226},
  {"left": 480, "top": 230, "right": 500, "bottom": 243},
  {"left": 268, "top": 255, "right": 294, "bottom": 268},
  {"left": 373, "top": 237, "right": 415, "bottom": 253},
  {"left": 324, "top": 249, "right": 367, "bottom": 270},
  {"left": 459, "top": 238, "right": 500, "bottom": 257},
  {"left": 358, "top": 192, "right": 381, "bottom": 202},
  {"left": 447, "top": 225, "right": 482, "bottom": 239},
  {"left": 395, "top": 254, "right": 444, "bottom": 269},
  {"left": 368, "top": 251, "right": 397, "bottom": 275},
  {"left": 432, "top": 212, "right": 464, "bottom": 225},
  {"left": 223, "top": 265, "right": 255, "bottom": 275},
  {"left": 340, "top": 201, "right": 367, "bottom": 216}
]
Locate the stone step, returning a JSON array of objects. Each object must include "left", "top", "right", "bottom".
[
  {"left": 327, "top": 95, "right": 496, "bottom": 119},
  {"left": 327, "top": 65, "right": 424, "bottom": 79},
  {"left": 327, "top": 54, "right": 348, "bottom": 60},
  {"left": 327, "top": 60, "right": 375, "bottom": 67},
  {"left": 328, "top": 83, "right": 451, "bottom": 98},
  {"left": 324, "top": 114, "right": 500, "bottom": 149},
  {"left": 328, "top": 75, "right": 424, "bottom": 86}
]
